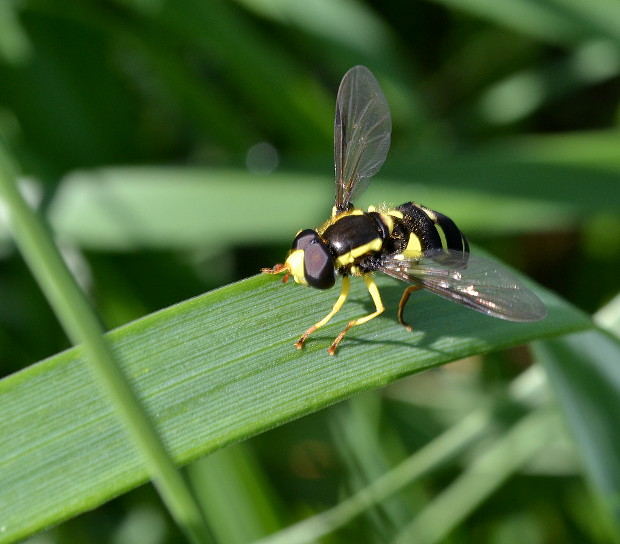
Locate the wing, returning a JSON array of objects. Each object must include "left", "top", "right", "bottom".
[
  {"left": 334, "top": 65, "right": 392, "bottom": 213},
  {"left": 379, "top": 249, "right": 547, "bottom": 322}
]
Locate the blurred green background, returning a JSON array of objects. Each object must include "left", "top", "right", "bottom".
[{"left": 1, "top": 0, "right": 619, "bottom": 543}]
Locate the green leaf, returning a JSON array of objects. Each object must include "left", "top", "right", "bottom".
[{"left": 0, "top": 269, "right": 590, "bottom": 542}]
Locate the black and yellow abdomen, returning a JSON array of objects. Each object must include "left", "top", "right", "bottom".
[{"left": 386, "top": 202, "right": 469, "bottom": 257}]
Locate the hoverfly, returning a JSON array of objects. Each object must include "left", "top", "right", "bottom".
[{"left": 263, "top": 66, "right": 546, "bottom": 355}]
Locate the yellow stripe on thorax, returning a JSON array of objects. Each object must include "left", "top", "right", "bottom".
[
  {"left": 323, "top": 208, "right": 365, "bottom": 232},
  {"left": 335, "top": 237, "right": 383, "bottom": 268}
]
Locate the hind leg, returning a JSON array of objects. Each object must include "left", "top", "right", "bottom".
[{"left": 398, "top": 285, "right": 421, "bottom": 331}]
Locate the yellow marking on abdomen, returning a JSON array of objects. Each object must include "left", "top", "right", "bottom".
[
  {"left": 435, "top": 224, "right": 448, "bottom": 250},
  {"left": 399, "top": 234, "right": 422, "bottom": 259}
]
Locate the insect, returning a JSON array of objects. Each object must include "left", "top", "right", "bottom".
[{"left": 263, "top": 65, "right": 547, "bottom": 355}]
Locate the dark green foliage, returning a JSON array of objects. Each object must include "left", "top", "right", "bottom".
[{"left": 0, "top": 1, "right": 619, "bottom": 543}]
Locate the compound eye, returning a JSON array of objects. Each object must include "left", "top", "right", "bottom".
[
  {"left": 304, "top": 240, "right": 335, "bottom": 289},
  {"left": 291, "top": 229, "right": 319, "bottom": 251}
]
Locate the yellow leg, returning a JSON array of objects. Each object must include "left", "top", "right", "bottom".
[
  {"left": 295, "top": 276, "right": 351, "bottom": 350},
  {"left": 328, "top": 275, "right": 384, "bottom": 356},
  {"left": 397, "top": 285, "right": 421, "bottom": 331}
]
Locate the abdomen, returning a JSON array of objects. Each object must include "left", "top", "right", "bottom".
[{"left": 387, "top": 202, "right": 469, "bottom": 257}]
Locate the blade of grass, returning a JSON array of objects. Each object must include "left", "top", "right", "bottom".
[
  {"left": 476, "top": 41, "right": 620, "bottom": 125},
  {"left": 392, "top": 408, "right": 559, "bottom": 544},
  {"left": 232, "top": 0, "right": 392, "bottom": 56},
  {"left": 158, "top": 0, "right": 331, "bottom": 149},
  {"left": 0, "top": 255, "right": 589, "bottom": 542},
  {"left": 189, "top": 444, "right": 284, "bottom": 544},
  {"left": 253, "top": 404, "right": 497, "bottom": 544},
  {"left": 330, "top": 394, "right": 415, "bottom": 536},
  {"left": 0, "top": 147, "right": 213, "bottom": 543},
  {"left": 554, "top": 0, "right": 620, "bottom": 46},
  {"left": 427, "top": 0, "right": 614, "bottom": 46},
  {"left": 426, "top": 0, "right": 578, "bottom": 45},
  {"left": 534, "top": 326, "right": 620, "bottom": 526},
  {"left": 40, "top": 145, "right": 620, "bottom": 250}
]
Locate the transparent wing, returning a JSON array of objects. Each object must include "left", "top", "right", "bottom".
[
  {"left": 380, "top": 249, "right": 547, "bottom": 322},
  {"left": 334, "top": 65, "right": 392, "bottom": 213}
]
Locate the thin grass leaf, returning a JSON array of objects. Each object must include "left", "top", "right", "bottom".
[
  {"left": 188, "top": 444, "right": 283, "bottom": 544},
  {"left": 251, "top": 365, "right": 552, "bottom": 544},
  {"left": 554, "top": 0, "right": 620, "bottom": 46},
  {"left": 476, "top": 41, "right": 620, "bottom": 125},
  {"left": 534, "top": 327, "right": 620, "bottom": 526},
  {"left": 253, "top": 398, "right": 498, "bottom": 544},
  {"left": 330, "top": 395, "right": 415, "bottom": 536},
  {"left": 0, "top": 149, "right": 213, "bottom": 544},
  {"left": 157, "top": 0, "right": 331, "bottom": 148},
  {"left": 427, "top": 0, "right": 612, "bottom": 46},
  {"left": 233, "top": 0, "right": 392, "bottom": 57},
  {"left": 37, "top": 145, "right": 620, "bottom": 250},
  {"left": 392, "top": 408, "right": 560, "bottom": 544},
  {"left": 0, "top": 266, "right": 589, "bottom": 542}
]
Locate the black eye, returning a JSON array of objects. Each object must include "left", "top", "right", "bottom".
[
  {"left": 291, "top": 229, "right": 319, "bottom": 251},
  {"left": 304, "top": 240, "right": 335, "bottom": 289}
]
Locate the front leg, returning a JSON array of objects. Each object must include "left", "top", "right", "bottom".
[
  {"left": 261, "top": 263, "right": 290, "bottom": 284},
  {"left": 295, "top": 276, "right": 351, "bottom": 350}
]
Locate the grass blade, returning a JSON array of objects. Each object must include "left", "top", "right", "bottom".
[
  {"left": 535, "top": 327, "right": 620, "bottom": 526},
  {"left": 0, "top": 147, "right": 213, "bottom": 544},
  {"left": 392, "top": 408, "right": 559, "bottom": 544},
  {"left": 39, "top": 141, "right": 620, "bottom": 251}
]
